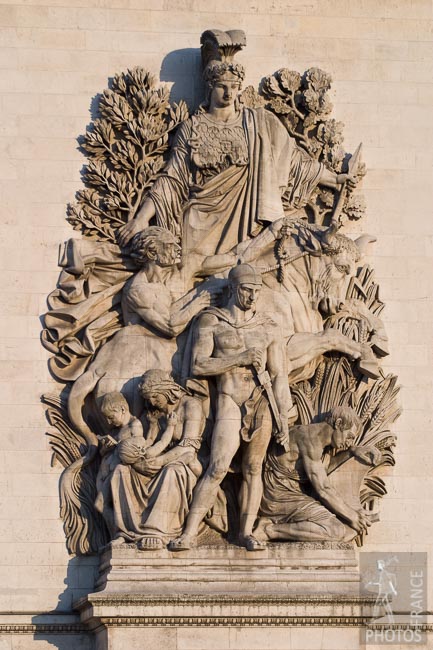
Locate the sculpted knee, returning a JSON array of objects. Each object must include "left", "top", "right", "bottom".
[
  {"left": 207, "top": 461, "right": 229, "bottom": 483},
  {"left": 242, "top": 459, "right": 264, "bottom": 477}
]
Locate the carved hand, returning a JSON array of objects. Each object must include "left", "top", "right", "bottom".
[
  {"left": 100, "top": 435, "right": 116, "bottom": 450},
  {"left": 336, "top": 172, "right": 357, "bottom": 188},
  {"left": 350, "top": 445, "right": 381, "bottom": 466},
  {"left": 240, "top": 347, "right": 265, "bottom": 369},
  {"left": 196, "top": 287, "right": 222, "bottom": 309},
  {"left": 269, "top": 217, "right": 293, "bottom": 240},
  {"left": 116, "top": 199, "right": 155, "bottom": 247},
  {"left": 117, "top": 219, "right": 143, "bottom": 247},
  {"left": 274, "top": 425, "right": 290, "bottom": 450},
  {"left": 348, "top": 508, "right": 372, "bottom": 534}
]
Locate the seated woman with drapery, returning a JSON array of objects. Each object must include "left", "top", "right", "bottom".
[{"left": 102, "top": 370, "right": 206, "bottom": 550}]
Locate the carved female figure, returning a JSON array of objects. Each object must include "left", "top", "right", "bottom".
[
  {"left": 118, "top": 30, "right": 354, "bottom": 281},
  {"left": 107, "top": 370, "right": 205, "bottom": 550}
]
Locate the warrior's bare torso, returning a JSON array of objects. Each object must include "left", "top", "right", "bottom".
[{"left": 198, "top": 309, "right": 276, "bottom": 406}]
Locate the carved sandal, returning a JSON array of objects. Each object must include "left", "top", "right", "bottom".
[{"left": 137, "top": 536, "right": 164, "bottom": 551}]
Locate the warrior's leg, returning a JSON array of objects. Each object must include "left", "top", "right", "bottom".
[
  {"left": 170, "top": 398, "right": 241, "bottom": 550},
  {"left": 239, "top": 419, "right": 272, "bottom": 547}
]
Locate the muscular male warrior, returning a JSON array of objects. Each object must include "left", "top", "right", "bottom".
[{"left": 170, "top": 263, "right": 292, "bottom": 551}]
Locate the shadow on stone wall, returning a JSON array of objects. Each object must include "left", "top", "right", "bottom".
[
  {"left": 55, "top": 555, "right": 99, "bottom": 613},
  {"left": 30, "top": 556, "right": 98, "bottom": 648},
  {"left": 160, "top": 47, "right": 203, "bottom": 110}
]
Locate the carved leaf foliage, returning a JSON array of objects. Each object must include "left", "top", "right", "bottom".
[
  {"left": 261, "top": 66, "right": 366, "bottom": 224},
  {"left": 42, "top": 393, "right": 108, "bottom": 555},
  {"left": 346, "top": 265, "right": 385, "bottom": 316},
  {"left": 318, "top": 189, "right": 335, "bottom": 208},
  {"left": 343, "top": 192, "right": 367, "bottom": 221},
  {"left": 278, "top": 68, "right": 302, "bottom": 94},
  {"left": 239, "top": 84, "right": 267, "bottom": 109},
  {"left": 67, "top": 67, "right": 189, "bottom": 242},
  {"left": 324, "top": 265, "right": 386, "bottom": 347}
]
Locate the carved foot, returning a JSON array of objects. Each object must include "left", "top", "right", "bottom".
[
  {"left": 252, "top": 518, "right": 272, "bottom": 542},
  {"left": 137, "top": 536, "right": 165, "bottom": 551},
  {"left": 110, "top": 535, "right": 126, "bottom": 548},
  {"left": 240, "top": 534, "right": 267, "bottom": 551},
  {"left": 168, "top": 534, "right": 197, "bottom": 551}
]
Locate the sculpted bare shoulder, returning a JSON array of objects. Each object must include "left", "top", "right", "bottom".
[{"left": 196, "top": 311, "right": 220, "bottom": 329}]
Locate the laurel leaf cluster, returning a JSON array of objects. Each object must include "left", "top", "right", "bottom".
[
  {"left": 67, "top": 67, "right": 189, "bottom": 241},
  {"left": 343, "top": 192, "right": 367, "bottom": 221},
  {"left": 261, "top": 67, "right": 368, "bottom": 224}
]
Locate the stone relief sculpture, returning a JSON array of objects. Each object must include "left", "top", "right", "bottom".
[
  {"left": 170, "top": 263, "right": 292, "bottom": 552},
  {"left": 255, "top": 405, "right": 379, "bottom": 543},
  {"left": 42, "top": 29, "right": 400, "bottom": 556},
  {"left": 96, "top": 370, "right": 206, "bottom": 551}
]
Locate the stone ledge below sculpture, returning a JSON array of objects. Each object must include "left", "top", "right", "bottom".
[
  {"left": 76, "top": 545, "right": 376, "bottom": 647},
  {"left": 94, "top": 543, "right": 359, "bottom": 596}
]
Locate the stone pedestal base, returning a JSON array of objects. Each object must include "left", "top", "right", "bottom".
[
  {"left": 93, "top": 542, "right": 362, "bottom": 596},
  {"left": 75, "top": 543, "right": 377, "bottom": 649}
]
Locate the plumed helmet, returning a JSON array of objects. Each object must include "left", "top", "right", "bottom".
[{"left": 201, "top": 29, "right": 246, "bottom": 86}]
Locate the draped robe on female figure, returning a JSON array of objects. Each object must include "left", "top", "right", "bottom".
[
  {"left": 149, "top": 106, "right": 323, "bottom": 282},
  {"left": 42, "top": 107, "right": 325, "bottom": 381}
]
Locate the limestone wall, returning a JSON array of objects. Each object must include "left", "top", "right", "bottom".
[{"left": 0, "top": 0, "right": 432, "bottom": 648}]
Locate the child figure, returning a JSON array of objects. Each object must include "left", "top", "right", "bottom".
[
  {"left": 117, "top": 371, "right": 203, "bottom": 481},
  {"left": 115, "top": 369, "right": 206, "bottom": 550},
  {"left": 94, "top": 391, "right": 144, "bottom": 539}
]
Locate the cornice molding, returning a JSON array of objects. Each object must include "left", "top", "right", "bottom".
[
  {"left": 76, "top": 593, "right": 375, "bottom": 608},
  {"left": 0, "top": 623, "right": 87, "bottom": 635}
]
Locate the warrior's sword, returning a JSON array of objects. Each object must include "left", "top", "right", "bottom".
[{"left": 254, "top": 366, "right": 290, "bottom": 452}]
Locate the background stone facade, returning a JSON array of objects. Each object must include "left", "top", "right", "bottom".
[{"left": 0, "top": 0, "right": 432, "bottom": 648}]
